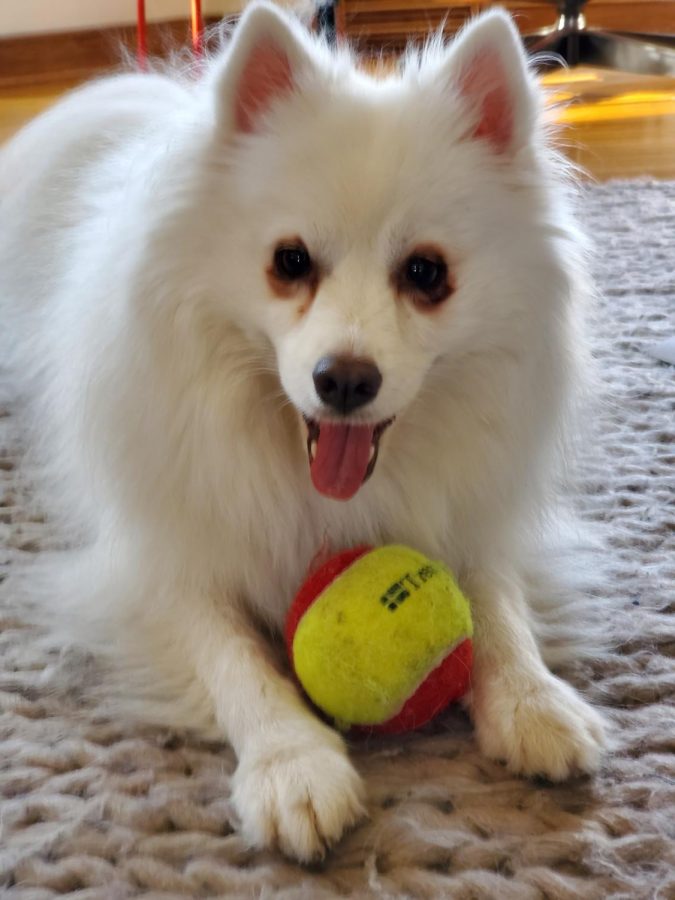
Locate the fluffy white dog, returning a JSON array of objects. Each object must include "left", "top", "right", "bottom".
[{"left": 0, "top": 1, "right": 605, "bottom": 861}]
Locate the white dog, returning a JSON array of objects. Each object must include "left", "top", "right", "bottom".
[{"left": 0, "top": 1, "right": 606, "bottom": 861}]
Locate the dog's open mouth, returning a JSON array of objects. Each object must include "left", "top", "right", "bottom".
[{"left": 303, "top": 416, "right": 394, "bottom": 501}]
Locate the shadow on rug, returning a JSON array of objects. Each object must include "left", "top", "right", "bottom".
[{"left": 1, "top": 179, "right": 674, "bottom": 899}]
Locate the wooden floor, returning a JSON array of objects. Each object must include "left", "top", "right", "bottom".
[
  {"left": 542, "top": 68, "right": 675, "bottom": 179},
  {"left": 1, "top": 68, "right": 674, "bottom": 180}
]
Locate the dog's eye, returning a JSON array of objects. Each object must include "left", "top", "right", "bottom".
[
  {"left": 406, "top": 256, "right": 442, "bottom": 290},
  {"left": 273, "top": 244, "right": 313, "bottom": 281},
  {"left": 399, "top": 251, "right": 452, "bottom": 308}
]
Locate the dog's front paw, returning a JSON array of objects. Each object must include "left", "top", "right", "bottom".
[
  {"left": 232, "top": 729, "right": 366, "bottom": 862},
  {"left": 473, "top": 670, "right": 606, "bottom": 781}
]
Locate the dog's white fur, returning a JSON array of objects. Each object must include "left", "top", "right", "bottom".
[{"left": 0, "top": 2, "right": 606, "bottom": 861}]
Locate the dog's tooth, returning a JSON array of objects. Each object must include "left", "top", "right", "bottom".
[
  {"left": 369, "top": 444, "right": 375, "bottom": 461},
  {"left": 310, "top": 440, "right": 317, "bottom": 462}
]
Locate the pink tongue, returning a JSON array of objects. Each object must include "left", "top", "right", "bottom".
[{"left": 311, "top": 422, "right": 375, "bottom": 501}]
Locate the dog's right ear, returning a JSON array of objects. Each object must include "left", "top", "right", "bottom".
[{"left": 215, "top": 1, "right": 313, "bottom": 135}]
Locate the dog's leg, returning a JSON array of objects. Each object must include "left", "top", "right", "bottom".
[
  {"left": 182, "top": 598, "right": 366, "bottom": 861},
  {"left": 465, "top": 568, "right": 606, "bottom": 780}
]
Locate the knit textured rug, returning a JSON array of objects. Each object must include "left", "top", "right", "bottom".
[{"left": 1, "top": 179, "right": 674, "bottom": 899}]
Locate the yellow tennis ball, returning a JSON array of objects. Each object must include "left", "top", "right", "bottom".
[{"left": 285, "top": 545, "right": 473, "bottom": 734}]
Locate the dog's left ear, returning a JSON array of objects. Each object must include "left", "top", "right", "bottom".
[
  {"left": 446, "top": 9, "right": 537, "bottom": 155},
  {"left": 216, "top": 0, "right": 314, "bottom": 135}
]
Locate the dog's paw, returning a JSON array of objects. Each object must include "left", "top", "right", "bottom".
[
  {"left": 473, "top": 670, "right": 606, "bottom": 781},
  {"left": 231, "top": 730, "right": 366, "bottom": 862}
]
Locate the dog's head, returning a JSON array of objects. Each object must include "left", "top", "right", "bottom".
[{"left": 206, "top": 1, "right": 552, "bottom": 501}]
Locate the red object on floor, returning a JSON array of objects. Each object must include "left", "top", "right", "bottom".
[
  {"left": 137, "top": 0, "right": 203, "bottom": 68},
  {"left": 191, "top": 0, "right": 204, "bottom": 55},
  {"left": 137, "top": 0, "right": 148, "bottom": 70}
]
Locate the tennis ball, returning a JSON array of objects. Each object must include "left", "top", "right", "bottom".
[{"left": 285, "top": 545, "right": 473, "bottom": 735}]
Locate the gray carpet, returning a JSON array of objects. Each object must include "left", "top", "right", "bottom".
[{"left": 1, "top": 179, "right": 674, "bottom": 899}]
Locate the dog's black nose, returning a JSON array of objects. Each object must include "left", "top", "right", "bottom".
[{"left": 312, "top": 355, "right": 382, "bottom": 415}]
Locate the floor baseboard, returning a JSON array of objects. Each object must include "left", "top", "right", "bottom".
[{"left": 0, "top": 18, "right": 222, "bottom": 89}]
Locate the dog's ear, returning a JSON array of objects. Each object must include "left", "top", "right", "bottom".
[
  {"left": 217, "top": 1, "right": 313, "bottom": 134},
  {"left": 447, "top": 9, "right": 537, "bottom": 155}
]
